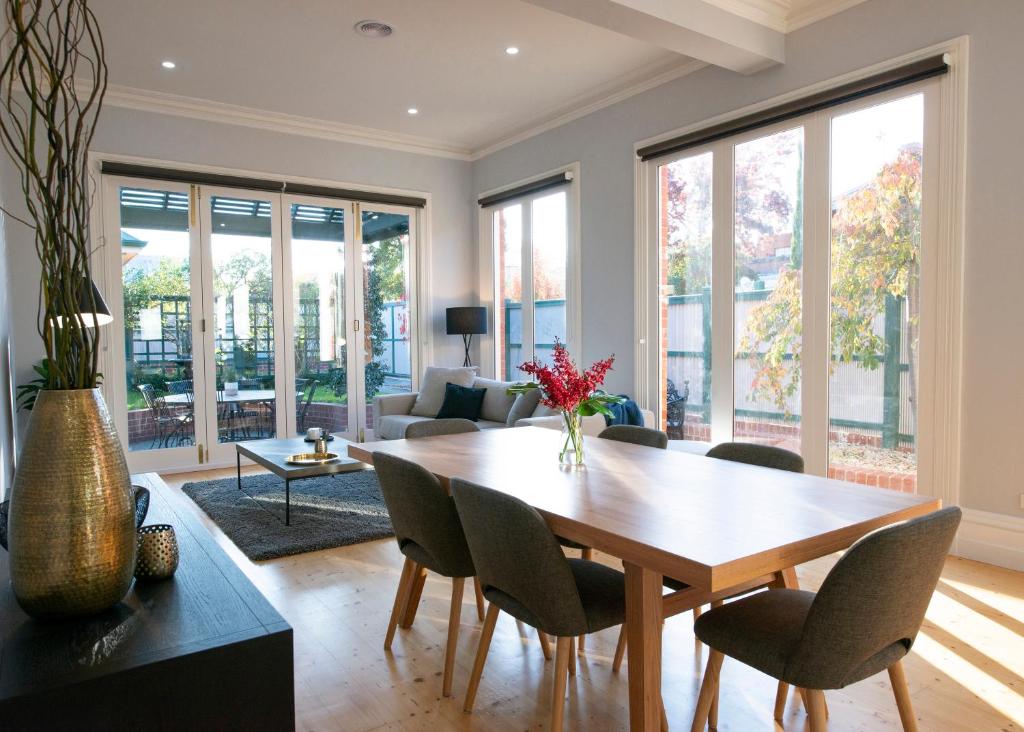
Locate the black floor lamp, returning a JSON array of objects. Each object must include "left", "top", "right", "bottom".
[{"left": 446, "top": 306, "right": 487, "bottom": 367}]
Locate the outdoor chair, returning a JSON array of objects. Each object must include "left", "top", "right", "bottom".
[
  {"left": 138, "top": 384, "right": 190, "bottom": 448},
  {"left": 690, "top": 507, "right": 961, "bottom": 731},
  {"left": 296, "top": 378, "right": 318, "bottom": 432}
]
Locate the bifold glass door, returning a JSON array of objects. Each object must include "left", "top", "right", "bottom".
[
  {"left": 105, "top": 178, "right": 418, "bottom": 471},
  {"left": 652, "top": 84, "right": 933, "bottom": 494}
]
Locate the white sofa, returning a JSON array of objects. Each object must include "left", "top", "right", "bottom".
[{"left": 372, "top": 366, "right": 648, "bottom": 440}]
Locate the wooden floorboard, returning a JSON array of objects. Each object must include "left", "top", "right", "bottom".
[{"left": 161, "top": 465, "right": 1024, "bottom": 731}]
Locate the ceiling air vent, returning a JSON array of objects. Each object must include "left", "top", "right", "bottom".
[{"left": 354, "top": 20, "right": 393, "bottom": 38}]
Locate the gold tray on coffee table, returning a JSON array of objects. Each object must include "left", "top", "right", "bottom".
[{"left": 284, "top": 452, "right": 339, "bottom": 465}]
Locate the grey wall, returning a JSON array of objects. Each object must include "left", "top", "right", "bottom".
[
  {"left": 3, "top": 106, "right": 476, "bottom": 439},
  {"left": 472, "top": 0, "right": 1024, "bottom": 518}
]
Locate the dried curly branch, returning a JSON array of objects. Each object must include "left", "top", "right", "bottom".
[{"left": 0, "top": 0, "right": 107, "bottom": 389}]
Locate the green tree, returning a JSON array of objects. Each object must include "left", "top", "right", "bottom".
[
  {"left": 739, "top": 147, "right": 922, "bottom": 412},
  {"left": 122, "top": 259, "right": 190, "bottom": 329},
  {"left": 363, "top": 236, "right": 407, "bottom": 397}
]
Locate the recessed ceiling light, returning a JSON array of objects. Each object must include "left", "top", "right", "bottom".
[
  {"left": 505, "top": 46, "right": 519, "bottom": 55},
  {"left": 161, "top": 60, "right": 176, "bottom": 69},
  {"left": 407, "top": 107, "right": 419, "bottom": 115},
  {"left": 355, "top": 20, "right": 393, "bottom": 38}
]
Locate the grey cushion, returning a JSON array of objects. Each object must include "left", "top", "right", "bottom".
[
  {"left": 483, "top": 558, "right": 626, "bottom": 635},
  {"left": 376, "top": 414, "right": 435, "bottom": 440},
  {"left": 410, "top": 366, "right": 478, "bottom": 417},
  {"left": 506, "top": 387, "right": 543, "bottom": 426},
  {"left": 532, "top": 402, "right": 559, "bottom": 418},
  {"left": 694, "top": 589, "right": 815, "bottom": 681},
  {"left": 472, "top": 377, "right": 517, "bottom": 423},
  {"left": 695, "top": 507, "right": 961, "bottom": 690},
  {"left": 405, "top": 418, "right": 480, "bottom": 439}
]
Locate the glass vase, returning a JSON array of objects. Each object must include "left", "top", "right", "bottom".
[{"left": 560, "top": 410, "right": 585, "bottom": 467}]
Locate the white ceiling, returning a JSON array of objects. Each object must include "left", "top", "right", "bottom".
[{"left": 89, "top": 0, "right": 865, "bottom": 157}]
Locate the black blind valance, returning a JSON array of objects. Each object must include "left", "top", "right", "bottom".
[
  {"left": 100, "top": 161, "right": 427, "bottom": 208},
  {"left": 637, "top": 55, "right": 949, "bottom": 162},
  {"left": 478, "top": 171, "right": 573, "bottom": 208}
]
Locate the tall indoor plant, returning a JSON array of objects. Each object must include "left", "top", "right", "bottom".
[
  {"left": 0, "top": 0, "right": 135, "bottom": 618},
  {"left": 510, "top": 341, "right": 623, "bottom": 466}
]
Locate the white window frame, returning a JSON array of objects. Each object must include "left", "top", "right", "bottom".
[
  {"left": 634, "top": 37, "right": 968, "bottom": 507},
  {"left": 477, "top": 163, "right": 582, "bottom": 379},
  {"left": 90, "top": 153, "right": 431, "bottom": 470}
]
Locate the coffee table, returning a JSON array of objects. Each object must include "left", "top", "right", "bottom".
[{"left": 236, "top": 435, "right": 368, "bottom": 525}]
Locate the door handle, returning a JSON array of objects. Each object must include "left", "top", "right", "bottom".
[{"left": 353, "top": 320, "right": 360, "bottom": 332}]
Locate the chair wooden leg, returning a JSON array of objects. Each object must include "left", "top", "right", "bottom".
[
  {"left": 578, "top": 548, "right": 593, "bottom": 654},
  {"left": 888, "top": 660, "right": 918, "bottom": 732},
  {"left": 690, "top": 649, "right": 723, "bottom": 732},
  {"left": 773, "top": 682, "right": 790, "bottom": 721},
  {"left": 612, "top": 625, "right": 627, "bottom": 672},
  {"left": 538, "top": 629, "right": 554, "bottom": 660},
  {"left": 385, "top": 557, "right": 416, "bottom": 650},
  {"left": 551, "top": 637, "right": 572, "bottom": 732},
  {"left": 805, "top": 689, "right": 827, "bottom": 732},
  {"left": 709, "top": 679, "right": 719, "bottom": 729},
  {"left": 472, "top": 576, "right": 486, "bottom": 621},
  {"left": 567, "top": 636, "right": 577, "bottom": 676},
  {"left": 401, "top": 564, "right": 428, "bottom": 629},
  {"left": 443, "top": 577, "right": 465, "bottom": 697},
  {"left": 463, "top": 603, "right": 500, "bottom": 713}
]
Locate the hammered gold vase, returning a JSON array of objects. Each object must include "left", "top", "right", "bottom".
[{"left": 8, "top": 388, "right": 136, "bottom": 619}]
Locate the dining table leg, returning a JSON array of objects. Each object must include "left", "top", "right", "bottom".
[{"left": 624, "top": 561, "right": 663, "bottom": 731}]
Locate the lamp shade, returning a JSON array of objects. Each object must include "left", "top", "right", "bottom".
[
  {"left": 52, "top": 278, "right": 113, "bottom": 328},
  {"left": 446, "top": 306, "right": 487, "bottom": 335}
]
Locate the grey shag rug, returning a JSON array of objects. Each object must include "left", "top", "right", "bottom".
[{"left": 181, "top": 471, "right": 393, "bottom": 561}]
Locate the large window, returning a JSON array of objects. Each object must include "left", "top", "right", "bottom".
[
  {"left": 488, "top": 176, "right": 576, "bottom": 379},
  {"left": 646, "top": 82, "right": 939, "bottom": 495}
]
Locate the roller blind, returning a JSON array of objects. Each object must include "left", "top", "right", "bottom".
[{"left": 477, "top": 171, "right": 573, "bottom": 208}]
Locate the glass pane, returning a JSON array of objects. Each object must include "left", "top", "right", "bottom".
[
  {"left": 291, "top": 203, "right": 347, "bottom": 437},
  {"left": 495, "top": 204, "right": 522, "bottom": 380},
  {"left": 119, "top": 186, "right": 194, "bottom": 452},
  {"left": 532, "top": 191, "right": 567, "bottom": 367},
  {"left": 362, "top": 209, "right": 412, "bottom": 431},
  {"left": 660, "top": 152, "right": 712, "bottom": 441},
  {"left": 828, "top": 94, "right": 923, "bottom": 492},
  {"left": 210, "top": 195, "right": 276, "bottom": 443},
  {"left": 733, "top": 127, "right": 804, "bottom": 453}
]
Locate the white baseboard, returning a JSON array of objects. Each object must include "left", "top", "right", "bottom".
[{"left": 955, "top": 508, "right": 1024, "bottom": 572}]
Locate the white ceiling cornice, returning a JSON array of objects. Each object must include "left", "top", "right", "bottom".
[
  {"left": 101, "top": 84, "right": 475, "bottom": 161},
  {"left": 786, "top": 0, "right": 869, "bottom": 31},
  {"left": 702, "top": 0, "right": 868, "bottom": 32}
]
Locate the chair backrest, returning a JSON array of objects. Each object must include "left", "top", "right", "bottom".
[
  {"left": 372, "top": 452, "right": 475, "bottom": 578},
  {"left": 705, "top": 441, "right": 804, "bottom": 473},
  {"left": 599, "top": 425, "right": 668, "bottom": 449},
  {"left": 785, "top": 507, "right": 961, "bottom": 688},
  {"left": 138, "top": 384, "right": 160, "bottom": 412},
  {"left": 405, "top": 418, "right": 481, "bottom": 439},
  {"left": 451, "top": 479, "right": 588, "bottom": 637},
  {"left": 167, "top": 379, "right": 194, "bottom": 403}
]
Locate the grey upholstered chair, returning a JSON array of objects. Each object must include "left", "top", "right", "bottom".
[
  {"left": 705, "top": 441, "right": 804, "bottom": 473},
  {"left": 404, "top": 418, "right": 480, "bottom": 440},
  {"left": 451, "top": 479, "right": 630, "bottom": 732},
  {"left": 690, "top": 507, "right": 961, "bottom": 732},
  {"left": 599, "top": 424, "right": 669, "bottom": 449},
  {"left": 374, "top": 452, "right": 482, "bottom": 697}
]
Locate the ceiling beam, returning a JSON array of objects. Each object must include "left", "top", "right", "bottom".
[{"left": 522, "top": 0, "right": 785, "bottom": 74}]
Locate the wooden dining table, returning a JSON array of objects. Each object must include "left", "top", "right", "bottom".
[{"left": 348, "top": 427, "right": 941, "bottom": 731}]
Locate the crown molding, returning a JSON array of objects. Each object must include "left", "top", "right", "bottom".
[
  {"left": 704, "top": 0, "right": 790, "bottom": 32},
  {"left": 471, "top": 58, "right": 706, "bottom": 161},
  {"left": 101, "top": 84, "right": 474, "bottom": 161}
]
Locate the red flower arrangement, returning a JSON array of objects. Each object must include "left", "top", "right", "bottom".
[{"left": 509, "top": 341, "right": 624, "bottom": 465}]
